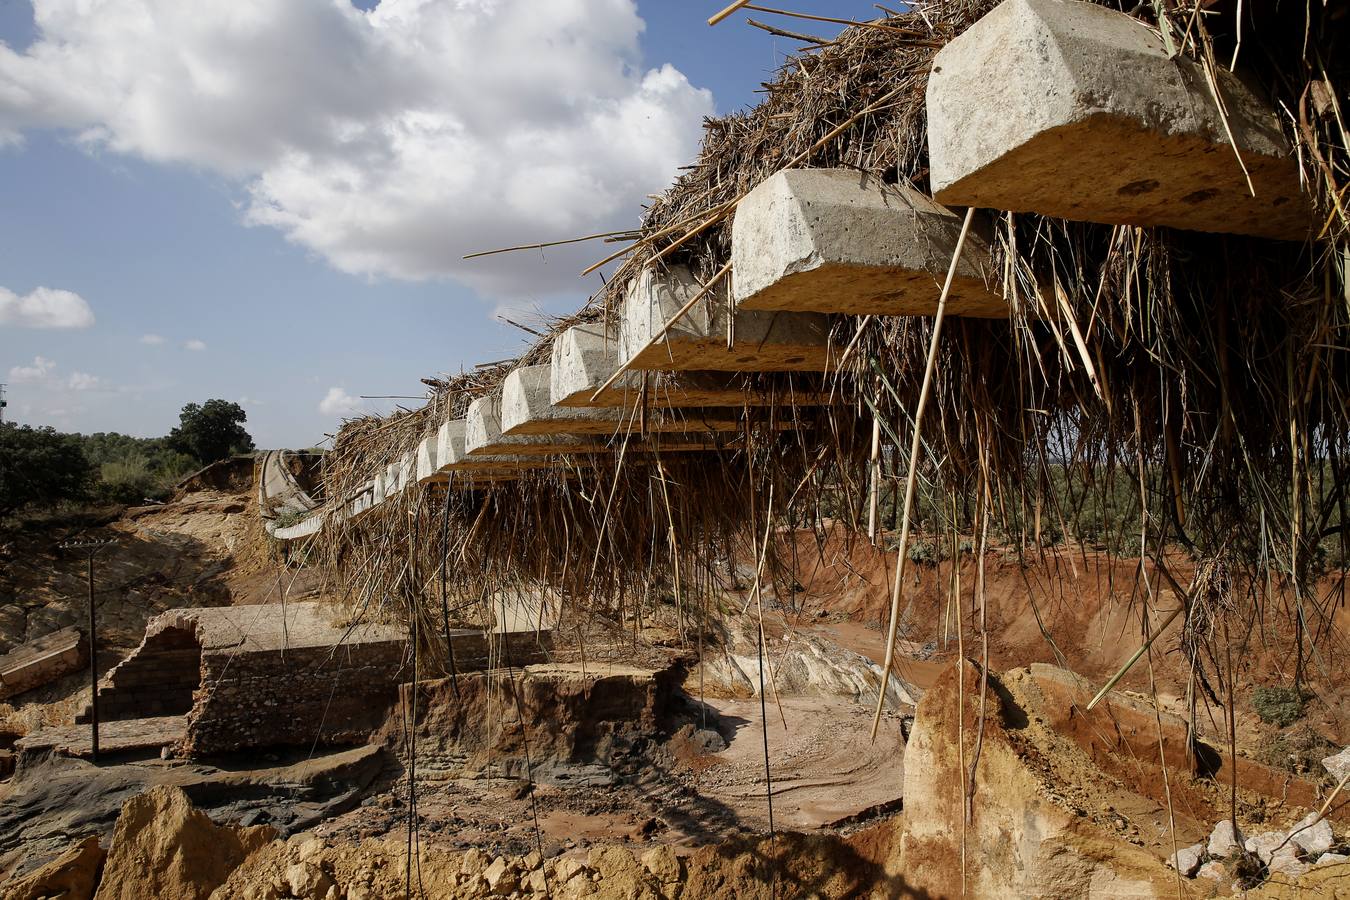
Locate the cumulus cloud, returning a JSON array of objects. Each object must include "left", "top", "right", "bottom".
[
  {"left": 7, "top": 357, "right": 107, "bottom": 394},
  {"left": 0, "top": 286, "right": 95, "bottom": 328},
  {"left": 139, "top": 333, "right": 166, "bottom": 345},
  {"left": 318, "top": 386, "right": 364, "bottom": 418},
  {"left": 0, "top": 0, "right": 713, "bottom": 296},
  {"left": 8, "top": 356, "right": 57, "bottom": 384},
  {"left": 66, "top": 371, "right": 101, "bottom": 391},
  {"left": 184, "top": 339, "right": 207, "bottom": 351}
]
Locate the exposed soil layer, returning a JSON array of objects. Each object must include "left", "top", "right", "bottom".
[
  {"left": 688, "top": 696, "right": 906, "bottom": 831},
  {"left": 778, "top": 528, "right": 1350, "bottom": 759}
]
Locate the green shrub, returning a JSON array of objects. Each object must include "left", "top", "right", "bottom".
[
  {"left": 1252, "top": 685, "right": 1306, "bottom": 728},
  {"left": 906, "top": 540, "right": 941, "bottom": 566},
  {"left": 96, "top": 454, "right": 159, "bottom": 505}
]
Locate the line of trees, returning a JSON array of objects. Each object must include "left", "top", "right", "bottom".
[{"left": 0, "top": 399, "right": 255, "bottom": 518}]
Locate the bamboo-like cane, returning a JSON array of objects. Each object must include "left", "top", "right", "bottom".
[
  {"left": 463, "top": 230, "right": 634, "bottom": 260},
  {"left": 870, "top": 206, "right": 976, "bottom": 741},
  {"left": 708, "top": 0, "right": 752, "bottom": 26},
  {"left": 1084, "top": 603, "right": 1185, "bottom": 711},
  {"left": 867, "top": 415, "right": 881, "bottom": 541}
]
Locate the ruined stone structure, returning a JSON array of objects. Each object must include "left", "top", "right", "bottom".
[
  {"left": 0, "top": 627, "right": 86, "bottom": 702},
  {"left": 71, "top": 603, "right": 551, "bottom": 758}
]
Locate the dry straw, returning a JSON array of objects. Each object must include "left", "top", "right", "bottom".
[{"left": 306, "top": 2, "right": 1346, "bottom": 737}]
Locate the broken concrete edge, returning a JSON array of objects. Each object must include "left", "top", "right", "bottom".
[
  {"left": 926, "top": 0, "right": 1310, "bottom": 240},
  {"left": 466, "top": 392, "right": 595, "bottom": 456},
  {"left": 271, "top": 512, "right": 326, "bottom": 541},
  {"left": 415, "top": 434, "right": 439, "bottom": 483},
  {"left": 731, "top": 167, "right": 1009, "bottom": 318}
]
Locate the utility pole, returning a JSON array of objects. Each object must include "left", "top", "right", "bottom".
[
  {"left": 59, "top": 538, "right": 115, "bottom": 762},
  {"left": 1, "top": 383, "right": 7, "bottom": 423}
]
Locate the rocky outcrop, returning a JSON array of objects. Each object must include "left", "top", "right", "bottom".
[
  {"left": 0, "top": 743, "right": 384, "bottom": 882},
  {"left": 699, "top": 616, "right": 919, "bottom": 709},
  {"left": 93, "top": 785, "right": 274, "bottom": 900},
  {"left": 1, "top": 835, "right": 105, "bottom": 900},
  {"left": 895, "top": 659, "right": 1178, "bottom": 898}
]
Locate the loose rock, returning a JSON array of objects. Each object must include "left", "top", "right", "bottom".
[
  {"left": 639, "top": 846, "right": 681, "bottom": 885},
  {"left": 1208, "top": 820, "right": 1243, "bottom": 858},
  {"left": 1196, "top": 861, "right": 1227, "bottom": 881},
  {"left": 1167, "top": 842, "right": 1204, "bottom": 877},
  {"left": 285, "top": 862, "right": 331, "bottom": 899},
  {"left": 1244, "top": 831, "right": 1287, "bottom": 865},
  {"left": 1323, "top": 746, "right": 1350, "bottom": 782},
  {"left": 1288, "top": 812, "right": 1335, "bottom": 856}
]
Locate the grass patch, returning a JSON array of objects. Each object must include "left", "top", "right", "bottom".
[{"left": 1252, "top": 685, "right": 1307, "bottom": 728}]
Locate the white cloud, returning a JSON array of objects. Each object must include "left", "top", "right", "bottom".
[
  {"left": 7, "top": 357, "right": 107, "bottom": 394},
  {"left": 0, "top": 1, "right": 713, "bottom": 296},
  {"left": 139, "top": 333, "right": 165, "bottom": 345},
  {"left": 66, "top": 371, "right": 101, "bottom": 391},
  {"left": 319, "top": 386, "right": 364, "bottom": 418},
  {"left": 8, "top": 356, "right": 57, "bottom": 383},
  {"left": 184, "top": 339, "right": 207, "bottom": 351},
  {"left": 0, "top": 286, "right": 95, "bottom": 328}
]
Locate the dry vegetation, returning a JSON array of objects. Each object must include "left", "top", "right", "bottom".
[{"left": 306, "top": 1, "right": 1347, "bottom": 744}]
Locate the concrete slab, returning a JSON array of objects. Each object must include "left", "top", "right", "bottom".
[
  {"left": 15, "top": 715, "right": 187, "bottom": 759},
  {"left": 551, "top": 322, "right": 830, "bottom": 408},
  {"left": 465, "top": 393, "right": 597, "bottom": 456},
  {"left": 620, "top": 264, "right": 832, "bottom": 372},
  {"left": 397, "top": 452, "right": 414, "bottom": 493},
  {"left": 506, "top": 361, "right": 759, "bottom": 436},
  {"left": 733, "top": 168, "right": 1006, "bottom": 317},
  {"left": 415, "top": 435, "right": 439, "bottom": 484},
  {"left": 434, "top": 420, "right": 457, "bottom": 470},
  {"left": 926, "top": 0, "right": 1309, "bottom": 240},
  {"left": 501, "top": 364, "right": 624, "bottom": 435},
  {"left": 273, "top": 512, "right": 324, "bottom": 541},
  {"left": 438, "top": 417, "right": 577, "bottom": 472}
]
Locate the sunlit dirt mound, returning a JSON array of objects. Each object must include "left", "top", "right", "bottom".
[{"left": 93, "top": 785, "right": 274, "bottom": 900}]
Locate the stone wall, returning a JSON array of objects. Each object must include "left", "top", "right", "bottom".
[
  {"left": 180, "top": 639, "right": 405, "bottom": 756},
  {"left": 0, "top": 627, "right": 86, "bottom": 701},
  {"left": 76, "top": 625, "right": 199, "bottom": 723},
  {"left": 444, "top": 628, "right": 554, "bottom": 671},
  {"left": 179, "top": 629, "right": 550, "bottom": 756},
  {"left": 384, "top": 660, "right": 683, "bottom": 779}
]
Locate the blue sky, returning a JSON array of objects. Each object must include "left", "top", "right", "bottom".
[{"left": 0, "top": 0, "right": 859, "bottom": 448}]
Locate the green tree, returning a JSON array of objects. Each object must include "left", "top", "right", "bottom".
[
  {"left": 166, "top": 400, "right": 255, "bottom": 465},
  {"left": 0, "top": 423, "right": 90, "bottom": 517}
]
